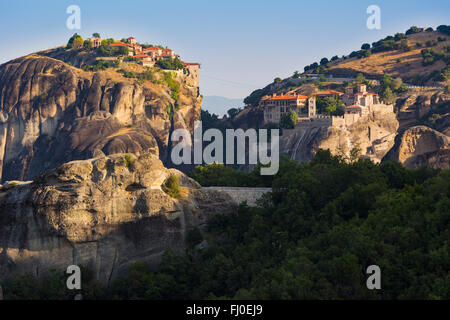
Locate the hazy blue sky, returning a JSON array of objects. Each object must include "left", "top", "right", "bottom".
[{"left": 0, "top": 0, "right": 449, "bottom": 100}]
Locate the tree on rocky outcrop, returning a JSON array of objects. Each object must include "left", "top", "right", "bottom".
[
  {"left": 163, "top": 175, "right": 180, "bottom": 198},
  {"left": 280, "top": 110, "right": 298, "bottom": 129},
  {"left": 92, "top": 32, "right": 100, "bottom": 38},
  {"left": 381, "top": 87, "right": 397, "bottom": 105},
  {"left": 67, "top": 33, "right": 83, "bottom": 49},
  {"left": 361, "top": 43, "right": 371, "bottom": 50}
]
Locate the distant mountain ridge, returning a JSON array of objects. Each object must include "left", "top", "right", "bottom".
[{"left": 202, "top": 95, "right": 243, "bottom": 116}]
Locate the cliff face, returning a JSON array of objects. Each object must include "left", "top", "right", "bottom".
[
  {"left": 396, "top": 90, "right": 449, "bottom": 129},
  {"left": 0, "top": 153, "right": 235, "bottom": 283},
  {"left": 382, "top": 126, "right": 450, "bottom": 168},
  {"left": 0, "top": 55, "right": 201, "bottom": 182},
  {"left": 280, "top": 110, "right": 399, "bottom": 163}
]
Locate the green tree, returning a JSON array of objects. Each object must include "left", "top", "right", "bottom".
[
  {"left": 381, "top": 87, "right": 397, "bottom": 104},
  {"left": 83, "top": 40, "right": 92, "bottom": 50},
  {"left": 406, "top": 26, "right": 423, "bottom": 35},
  {"left": 156, "top": 57, "right": 184, "bottom": 70},
  {"left": 227, "top": 108, "right": 241, "bottom": 119},
  {"left": 356, "top": 73, "right": 366, "bottom": 84},
  {"left": 394, "top": 33, "right": 406, "bottom": 41},
  {"left": 320, "top": 57, "right": 329, "bottom": 66},
  {"left": 280, "top": 110, "right": 298, "bottom": 129},
  {"left": 163, "top": 175, "right": 180, "bottom": 198},
  {"left": 92, "top": 32, "right": 100, "bottom": 38},
  {"left": 392, "top": 77, "right": 403, "bottom": 91},
  {"left": 118, "top": 46, "right": 129, "bottom": 56},
  {"left": 67, "top": 33, "right": 83, "bottom": 49}
]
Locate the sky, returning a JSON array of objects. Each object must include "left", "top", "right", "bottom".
[{"left": 0, "top": 0, "right": 449, "bottom": 101}]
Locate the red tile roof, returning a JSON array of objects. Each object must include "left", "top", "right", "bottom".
[
  {"left": 111, "top": 43, "right": 128, "bottom": 46},
  {"left": 182, "top": 61, "right": 200, "bottom": 66},
  {"left": 134, "top": 54, "right": 149, "bottom": 58},
  {"left": 262, "top": 94, "right": 308, "bottom": 101},
  {"left": 144, "top": 47, "right": 162, "bottom": 51},
  {"left": 314, "top": 90, "right": 344, "bottom": 96}
]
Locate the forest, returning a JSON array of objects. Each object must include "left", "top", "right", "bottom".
[{"left": 2, "top": 151, "right": 449, "bottom": 299}]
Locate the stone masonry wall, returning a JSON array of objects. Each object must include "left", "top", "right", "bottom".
[{"left": 202, "top": 187, "right": 272, "bottom": 206}]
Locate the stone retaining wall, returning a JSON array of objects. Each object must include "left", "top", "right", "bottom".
[{"left": 202, "top": 187, "right": 272, "bottom": 206}]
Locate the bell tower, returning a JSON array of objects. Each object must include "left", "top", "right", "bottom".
[{"left": 308, "top": 96, "right": 316, "bottom": 118}]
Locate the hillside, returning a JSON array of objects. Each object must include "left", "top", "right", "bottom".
[{"left": 326, "top": 29, "right": 450, "bottom": 84}]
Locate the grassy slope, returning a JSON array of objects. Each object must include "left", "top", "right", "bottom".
[{"left": 327, "top": 31, "right": 449, "bottom": 82}]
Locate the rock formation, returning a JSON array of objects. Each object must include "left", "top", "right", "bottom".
[
  {"left": 382, "top": 126, "right": 450, "bottom": 168},
  {"left": 0, "top": 54, "right": 201, "bottom": 182},
  {"left": 0, "top": 153, "right": 235, "bottom": 283},
  {"left": 280, "top": 110, "right": 399, "bottom": 163}
]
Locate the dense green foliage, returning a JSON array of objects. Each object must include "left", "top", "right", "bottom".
[
  {"left": 437, "top": 25, "right": 450, "bottom": 36},
  {"left": 280, "top": 110, "right": 298, "bottom": 129},
  {"left": 162, "top": 71, "right": 181, "bottom": 103},
  {"left": 316, "top": 96, "right": 344, "bottom": 115},
  {"left": 189, "top": 162, "right": 273, "bottom": 187},
  {"left": 421, "top": 48, "right": 449, "bottom": 66},
  {"left": 244, "top": 87, "right": 271, "bottom": 106},
  {"left": 3, "top": 151, "right": 448, "bottom": 300},
  {"left": 156, "top": 57, "right": 184, "bottom": 70},
  {"left": 117, "top": 69, "right": 137, "bottom": 78},
  {"left": 66, "top": 33, "right": 83, "bottom": 49},
  {"left": 96, "top": 43, "right": 128, "bottom": 56},
  {"left": 379, "top": 74, "right": 406, "bottom": 104},
  {"left": 405, "top": 26, "right": 423, "bottom": 35},
  {"left": 82, "top": 59, "right": 109, "bottom": 71},
  {"left": 227, "top": 108, "right": 242, "bottom": 119}
]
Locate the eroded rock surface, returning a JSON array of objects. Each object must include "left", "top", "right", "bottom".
[
  {"left": 281, "top": 110, "right": 399, "bottom": 163},
  {"left": 0, "top": 153, "right": 235, "bottom": 283},
  {"left": 0, "top": 55, "right": 201, "bottom": 182},
  {"left": 383, "top": 125, "right": 450, "bottom": 168}
]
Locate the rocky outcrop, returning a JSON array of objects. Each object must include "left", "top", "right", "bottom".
[
  {"left": 382, "top": 126, "right": 450, "bottom": 168},
  {"left": 281, "top": 111, "right": 399, "bottom": 163},
  {"left": 0, "top": 153, "right": 235, "bottom": 283},
  {"left": 0, "top": 55, "right": 201, "bottom": 182},
  {"left": 396, "top": 90, "right": 449, "bottom": 129}
]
